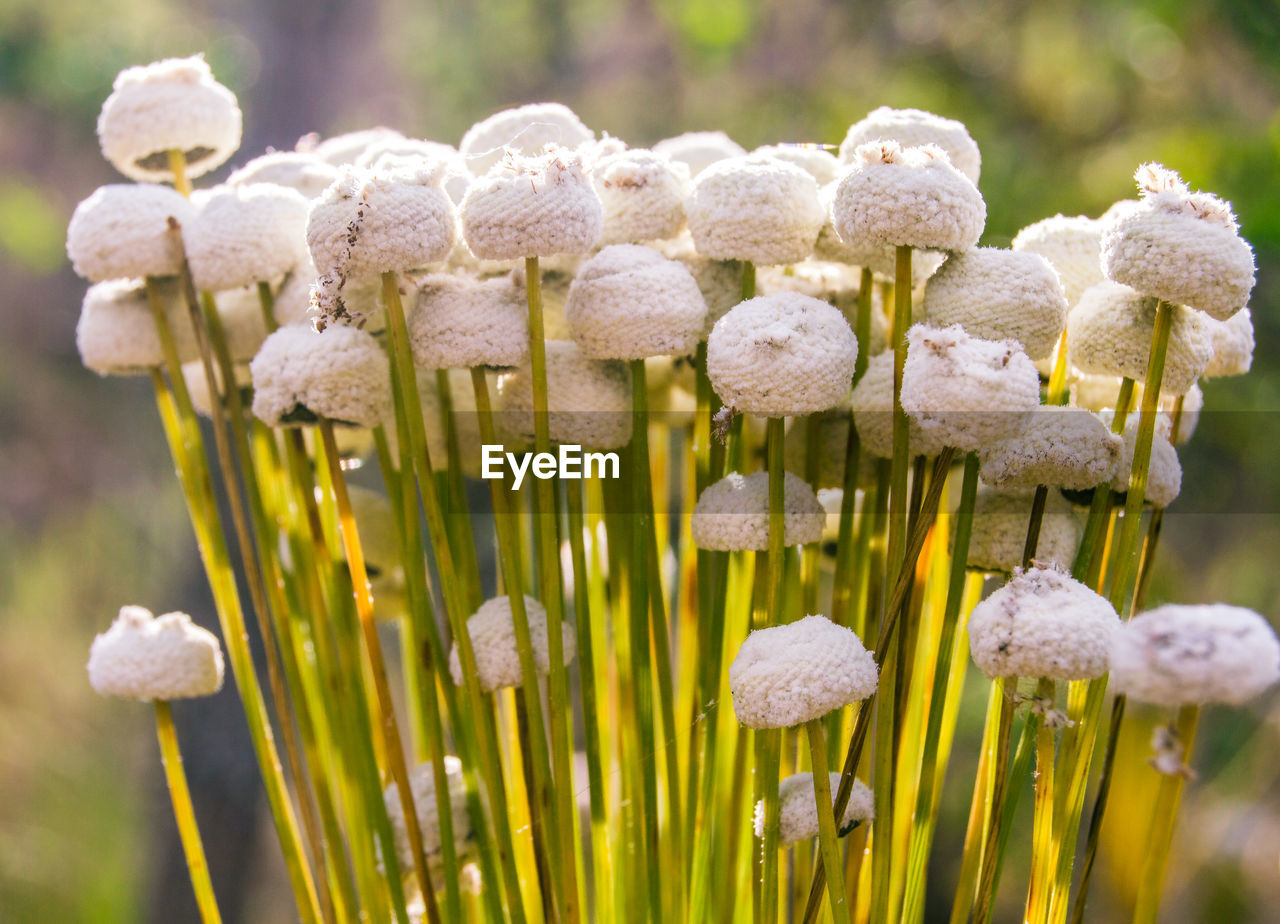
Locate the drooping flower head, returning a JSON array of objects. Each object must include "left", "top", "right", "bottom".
[
  {"left": 1101, "top": 163, "right": 1255, "bottom": 320},
  {"left": 88, "top": 605, "right": 225, "bottom": 700},
  {"left": 249, "top": 324, "right": 391, "bottom": 428},
  {"left": 730, "top": 614, "right": 878, "bottom": 728},
  {"left": 409, "top": 271, "right": 529, "bottom": 370},
  {"left": 755, "top": 773, "right": 874, "bottom": 845},
  {"left": 691, "top": 471, "right": 826, "bottom": 551},
  {"left": 67, "top": 185, "right": 196, "bottom": 282},
  {"left": 838, "top": 106, "right": 981, "bottom": 184},
  {"left": 447, "top": 595, "right": 576, "bottom": 692},
  {"left": 460, "top": 102, "right": 594, "bottom": 176},
  {"left": 97, "top": 55, "right": 242, "bottom": 183}
]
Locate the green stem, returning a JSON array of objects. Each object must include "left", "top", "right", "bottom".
[
  {"left": 320, "top": 420, "right": 441, "bottom": 924},
  {"left": 155, "top": 701, "right": 223, "bottom": 924},
  {"left": 807, "top": 720, "right": 853, "bottom": 924},
  {"left": 1132, "top": 706, "right": 1200, "bottom": 924},
  {"left": 972, "top": 676, "right": 1017, "bottom": 924},
  {"left": 468, "top": 366, "right": 560, "bottom": 915},
  {"left": 626, "top": 358, "right": 663, "bottom": 923},
  {"left": 525, "top": 255, "right": 582, "bottom": 924},
  {"left": 1025, "top": 678, "right": 1057, "bottom": 924},
  {"left": 380, "top": 270, "right": 526, "bottom": 924},
  {"left": 901, "top": 451, "right": 980, "bottom": 923}
]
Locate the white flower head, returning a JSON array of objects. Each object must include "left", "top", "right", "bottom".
[
  {"left": 967, "top": 566, "right": 1119, "bottom": 680},
  {"left": 310, "top": 127, "right": 405, "bottom": 167},
  {"left": 1203, "top": 308, "right": 1254, "bottom": 379},
  {"left": 1101, "top": 163, "right": 1255, "bottom": 320},
  {"left": 76, "top": 278, "right": 198, "bottom": 376},
  {"left": 753, "top": 143, "right": 842, "bottom": 186},
  {"left": 227, "top": 150, "right": 340, "bottom": 200},
  {"left": 460, "top": 102, "right": 594, "bottom": 176},
  {"left": 838, "top": 106, "right": 981, "bottom": 183},
  {"left": 593, "top": 150, "right": 690, "bottom": 245},
  {"left": 97, "top": 55, "right": 242, "bottom": 183},
  {"left": 565, "top": 244, "right": 707, "bottom": 360},
  {"left": 67, "top": 184, "right": 196, "bottom": 282},
  {"left": 307, "top": 163, "right": 457, "bottom": 285},
  {"left": 494, "top": 340, "right": 632, "bottom": 449},
  {"left": 409, "top": 271, "right": 529, "bottom": 370},
  {"left": 652, "top": 130, "right": 746, "bottom": 178},
  {"left": 652, "top": 233, "right": 744, "bottom": 334},
  {"left": 185, "top": 183, "right": 310, "bottom": 292},
  {"left": 1111, "top": 604, "right": 1280, "bottom": 706},
  {"left": 832, "top": 141, "right": 986, "bottom": 253},
  {"left": 691, "top": 471, "right": 826, "bottom": 551},
  {"left": 900, "top": 324, "right": 1041, "bottom": 452},
  {"left": 687, "top": 154, "right": 825, "bottom": 265},
  {"left": 923, "top": 247, "right": 1068, "bottom": 361},
  {"left": 1011, "top": 215, "right": 1105, "bottom": 306},
  {"left": 1067, "top": 282, "right": 1213, "bottom": 396},
  {"left": 707, "top": 292, "right": 857, "bottom": 418},
  {"left": 730, "top": 614, "right": 878, "bottom": 728},
  {"left": 249, "top": 323, "right": 391, "bottom": 428},
  {"left": 978, "top": 406, "right": 1122, "bottom": 491},
  {"left": 88, "top": 605, "right": 224, "bottom": 700},
  {"left": 966, "top": 487, "right": 1082, "bottom": 574},
  {"left": 460, "top": 148, "right": 603, "bottom": 260},
  {"left": 382, "top": 756, "right": 474, "bottom": 887},
  {"left": 754, "top": 772, "right": 874, "bottom": 845},
  {"left": 448, "top": 595, "right": 576, "bottom": 692}
]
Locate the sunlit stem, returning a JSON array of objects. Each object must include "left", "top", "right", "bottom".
[
  {"left": 806, "top": 719, "right": 853, "bottom": 924},
  {"left": 155, "top": 701, "right": 224, "bottom": 924},
  {"left": 1132, "top": 706, "right": 1200, "bottom": 924},
  {"left": 319, "top": 420, "right": 442, "bottom": 924}
]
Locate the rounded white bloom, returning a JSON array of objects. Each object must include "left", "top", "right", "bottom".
[
  {"left": 308, "top": 164, "right": 456, "bottom": 277},
  {"left": 901, "top": 324, "right": 1041, "bottom": 452},
  {"left": 838, "top": 106, "right": 981, "bottom": 184},
  {"left": 815, "top": 183, "right": 947, "bottom": 283},
  {"left": 832, "top": 141, "right": 985, "bottom": 253},
  {"left": 707, "top": 292, "right": 857, "bottom": 418},
  {"left": 753, "top": 144, "right": 841, "bottom": 186},
  {"left": 691, "top": 471, "right": 826, "bottom": 551},
  {"left": 460, "top": 150, "right": 603, "bottom": 260},
  {"left": 1067, "top": 281, "right": 1212, "bottom": 396},
  {"left": 409, "top": 271, "right": 528, "bottom": 369},
  {"left": 967, "top": 566, "right": 1119, "bottom": 680},
  {"left": 250, "top": 324, "right": 390, "bottom": 428},
  {"left": 494, "top": 340, "right": 632, "bottom": 448},
  {"left": 460, "top": 102, "right": 593, "bottom": 176},
  {"left": 88, "top": 605, "right": 224, "bottom": 700},
  {"left": 1203, "top": 307, "right": 1254, "bottom": 378},
  {"left": 755, "top": 261, "right": 889, "bottom": 357},
  {"left": 1101, "top": 163, "right": 1255, "bottom": 320},
  {"left": 593, "top": 150, "right": 690, "bottom": 245},
  {"left": 448, "top": 595, "right": 576, "bottom": 691},
  {"left": 1109, "top": 415, "right": 1181, "bottom": 508},
  {"left": 355, "top": 139, "right": 472, "bottom": 204},
  {"left": 923, "top": 248, "right": 1068, "bottom": 360},
  {"left": 652, "top": 130, "right": 746, "bottom": 178},
  {"left": 687, "top": 155, "right": 825, "bottom": 265},
  {"left": 755, "top": 772, "right": 874, "bottom": 844},
  {"left": 730, "top": 614, "right": 878, "bottom": 728},
  {"left": 850, "top": 351, "right": 947, "bottom": 459},
  {"left": 185, "top": 184, "right": 310, "bottom": 292},
  {"left": 97, "top": 55, "right": 241, "bottom": 183},
  {"left": 228, "top": 151, "right": 340, "bottom": 199},
  {"left": 1011, "top": 215, "right": 1105, "bottom": 306},
  {"left": 67, "top": 185, "right": 195, "bottom": 282},
  {"left": 1111, "top": 604, "right": 1280, "bottom": 706},
  {"left": 565, "top": 245, "right": 707, "bottom": 360},
  {"left": 653, "top": 233, "right": 743, "bottom": 333},
  {"left": 311, "top": 127, "right": 405, "bottom": 166},
  {"left": 76, "top": 278, "right": 197, "bottom": 375},
  {"left": 966, "top": 488, "right": 1081, "bottom": 574},
  {"left": 1070, "top": 373, "right": 1129, "bottom": 414},
  {"left": 978, "top": 406, "right": 1122, "bottom": 490},
  {"left": 382, "top": 756, "right": 474, "bottom": 886}
]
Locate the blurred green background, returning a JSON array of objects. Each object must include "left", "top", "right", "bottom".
[{"left": 1, "top": 0, "right": 1277, "bottom": 921}]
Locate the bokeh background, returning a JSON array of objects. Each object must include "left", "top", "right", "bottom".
[{"left": 2, "top": 0, "right": 1278, "bottom": 921}]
